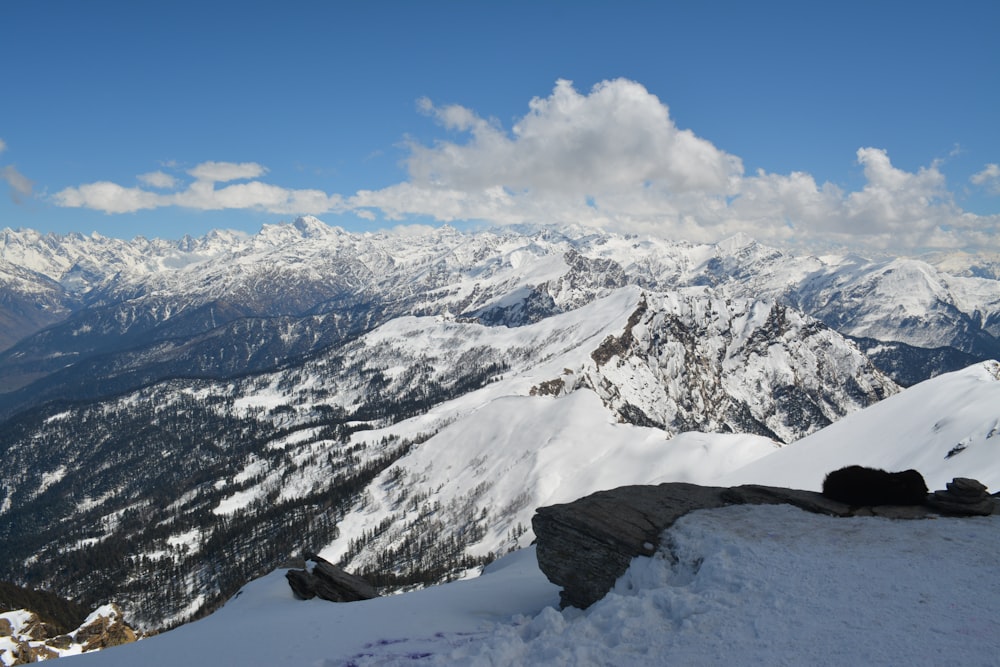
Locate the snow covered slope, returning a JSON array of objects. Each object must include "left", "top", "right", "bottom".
[
  {"left": 0, "top": 283, "right": 890, "bottom": 628},
  {"left": 1, "top": 216, "right": 997, "bottom": 635},
  {"left": 70, "top": 505, "right": 1000, "bottom": 666},
  {"left": 63, "top": 357, "right": 1000, "bottom": 663},
  {"left": 718, "top": 360, "right": 1000, "bottom": 491},
  {"left": 319, "top": 389, "right": 778, "bottom": 576}
]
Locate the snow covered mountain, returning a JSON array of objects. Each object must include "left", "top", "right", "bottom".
[
  {"left": 66, "top": 361, "right": 1000, "bottom": 665},
  {"left": 0, "top": 281, "right": 891, "bottom": 628},
  {"left": 719, "top": 359, "right": 1000, "bottom": 491},
  {"left": 0, "top": 217, "right": 997, "bottom": 635},
  {"left": 1, "top": 218, "right": 996, "bottom": 418}
]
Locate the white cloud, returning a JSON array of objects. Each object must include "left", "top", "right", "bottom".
[
  {"left": 352, "top": 79, "right": 999, "bottom": 253},
  {"left": 403, "top": 79, "right": 741, "bottom": 199},
  {"left": 972, "top": 163, "right": 1000, "bottom": 195},
  {"left": 48, "top": 79, "right": 998, "bottom": 253},
  {"left": 138, "top": 171, "right": 179, "bottom": 189},
  {"left": 54, "top": 181, "right": 163, "bottom": 213},
  {"left": 0, "top": 139, "right": 35, "bottom": 203},
  {"left": 1, "top": 165, "right": 34, "bottom": 202},
  {"left": 188, "top": 161, "right": 267, "bottom": 182},
  {"left": 172, "top": 179, "right": 343, "bottom": 214},
  {"left": 55, "top": 161, "right": 343, "bottom": 215}
]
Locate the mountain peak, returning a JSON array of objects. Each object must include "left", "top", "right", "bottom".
[
  {"left": 715, "top": 232, "right": 758, "bottom": 253},
  {"left": 291, "top": 215, "right": 333, "bottom": 237}
]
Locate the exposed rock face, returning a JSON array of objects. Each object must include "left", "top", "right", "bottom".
[
  {"left": 74, "top": 604, "right": 137, "bottom": 652},
  {"left": 1, "top": 637, "right": 58, "bottom": 665},
  {"left": 286, "top": 553, "right": 379, "bottom": 603},
  {"left": 532, "top": 482, "right": 992, "bottom": 610},
  {"left": 0, "top": 603, "right": 136, "bottom": 664},
  {"left": 579, "top": 293, "right": 897, "bottom": 444}
]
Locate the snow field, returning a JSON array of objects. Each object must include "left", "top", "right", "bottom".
[
  {"left": 71, "top": 504, "right": 1000, "bottom": 666},
  {"left": 721, "top": 360, "right": 1000, "bottom": 491}
]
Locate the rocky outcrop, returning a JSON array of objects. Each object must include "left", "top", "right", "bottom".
[
  {"left": 0, "top": 636, "right": 59, "bottom": 665},
  {"left": 0, "top": 603, "right": 136, "bottom": 664},
  {"left": 286, "top": 553, "right": 379, "bottom": 603},
  {"left": 73, "top": 604, "right": 137, "bottom": 652},
  {"left": 927, "top": 478, "right": 995, "bottom": 516},
  {"left": 532, "top": 481, "right": 995, "bottom": 610}
]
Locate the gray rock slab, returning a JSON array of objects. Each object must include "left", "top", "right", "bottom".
[{"left": 532, "top": 482, "right": 938, "bottom": 610}]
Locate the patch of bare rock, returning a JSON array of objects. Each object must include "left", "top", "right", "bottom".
[{"left": 0, "top": 603, "right": 136, "bottom": 665}]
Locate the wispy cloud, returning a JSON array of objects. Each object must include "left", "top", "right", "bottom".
[
  {"left": 0, "top": 137, "right": 35, "bottom": 203},
  {"left": 972, "top": 163, "right": 1000, "bottom": 195},
  {"left": 138, "top": 171, "right": 179, "bottom": 189},
  {"left": 187, "top": 161, "right": 267, "bottom": 183}
]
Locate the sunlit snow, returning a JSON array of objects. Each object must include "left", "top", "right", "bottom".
[
  {"left": 72, "top": 505, "right": 1000, "bottom": 666},
  {"left": 719, "top": 360, "right": 1000, "bottom": 491}
]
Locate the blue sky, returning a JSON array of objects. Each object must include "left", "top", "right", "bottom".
[{"left": 1, "top": 0, "right": 998, "bottom": 255}]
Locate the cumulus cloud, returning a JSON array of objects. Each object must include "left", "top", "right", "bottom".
[
  {"left": 54, "top": 181, "right": 162, "bottom": 213},
  {"left": 404, "top": 79, "right": 741, "bottom": 199},
  {"left": 351, "top": 79, "right": 999, "bottom": 253},
  {"left": 55, "top": 160, "right": 344, "bottom": 215},
  {"left": 48, "top": 79, "right": 998, "bottom": 253},
  {"left": 972, "top": 163, "right": 1000, "bottom": 195},
  {"left": 171, "top": 179, "right": 343, "bottom": 214}
]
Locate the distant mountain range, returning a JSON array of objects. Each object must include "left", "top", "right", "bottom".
[{"left": 0, "top": 218, "right": 997, "bottom": 630}]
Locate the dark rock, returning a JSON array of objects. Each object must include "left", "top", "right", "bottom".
[
  {"left": 45, "top": 634, "right": 73, "bottom": 650},
  {"left": 927, "top": 496, "right": 996, "bottom": 516},
  {"left": 533, "top": 482, "right": 942, "bottom": 610},
  {"left": 286, "top": 553, "right": 379, "bottom": 603},
  {"left": 821, "top": 466, "right": 928, "bottom": 506},
  {"left": 945, "top": 477, "right": 988, "bottom": 497},
  {"left": 533, "top": 483, "right": 720, "bottom": 610},
  {"left": 927, "top": 477, "right": 995, "bottom": 516}
]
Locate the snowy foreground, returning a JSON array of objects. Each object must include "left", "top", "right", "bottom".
[{"left": 76, "top": 503, "right": 999, "bottom": 666}]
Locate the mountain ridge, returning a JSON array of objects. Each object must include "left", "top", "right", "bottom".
[
  {"left": 2, "top": 218, "right": 997, "bottom": 421},
  {"left": 0, "top": 217, "right": 997, "bottom": 633},
  {"left": 0, "top": 283, "right": 892, "bottom": 628}
]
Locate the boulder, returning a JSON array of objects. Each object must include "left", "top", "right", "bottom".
[
  {"left": 532, "top": 482, "right": 941, "bottom": 610},
  {"left": 927, "top": 477, "right": 996, "bottom": 516},
  {"left": 286, "top": 553, "right": 379, "bottom": 603},
  {"left": 74, "top": 604, "right": 137, "bottom": 652}
]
